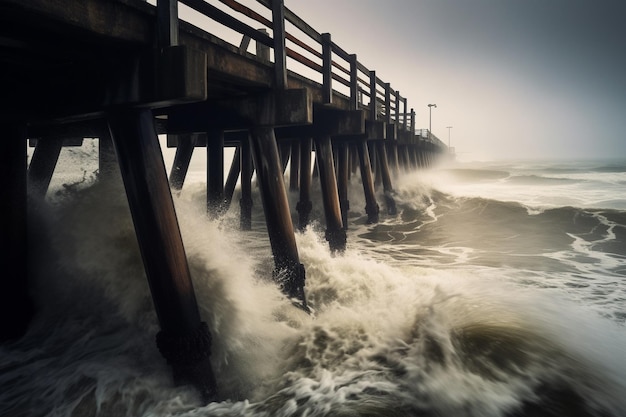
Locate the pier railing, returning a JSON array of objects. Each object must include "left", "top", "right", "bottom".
[
  {"left": 4, "top": 0, "right": 450, "bottom": 403},
  {"left": 173, "top": 0, "right": 420, "bottom": 139},
  {"left": 416, "top": 129, "right": 446, "bottom": 148}
]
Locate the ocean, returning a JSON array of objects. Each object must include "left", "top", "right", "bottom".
[{"left": 2, "top": 140, "right": 625, "bottom": 417}]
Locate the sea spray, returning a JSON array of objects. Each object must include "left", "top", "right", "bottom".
[{"left": 2, "top": 152, "right": 626, "bottom": 416}]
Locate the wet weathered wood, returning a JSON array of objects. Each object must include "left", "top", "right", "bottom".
[
  {"left": 1, "top": 0, "right": 451, "bottom": 405},
  {"left": 371, "top": 143, "right": 382, "bottom": 188},
  {"left": 297, "top": 137, "right": 313, "bottom": 231},
  {"left": 27, "top": 137, "right": 63, "bottom": 200},
  {"left": 207, "top": 129, "right": 225, "bottom": 216},
  {"left": 369, "top": 70, "right": 377, "bottom": 121},
  {"left": 349, "top": 54, "right": 359, "bottom": 110},
  {"left": 279, "top": 141, "right": 291, "bottom": 174},
  {"left": 336, "top": 142, "right": 350, "bottom": 230},
  {"left": 271, "top": 0, "right": 287, "bottom": 89},
  {"left": 356, "top": 140, "right": 379, "bottom": 224},
  {"left": 169, "top": 134, "right": 196, "bottom": 191},
  {"left": 240, "top": 137, "right": 253, "bottom": 230},
  {"left": 157, "top": 0, "right": 179, "bottom": 47},
  {"left": 98, "top": 134, "right": 118, "bottom": 180},
  {"left": 289, "top": 140, "right": 300, "bottom": 191},
  {"left": 384, "top": 83, "right": 391, "bottom": 124},
  {"left": 376, "top": 140, "right": 397, "bottom": 215},
  {"left": 322, "top": 33, "right": 332, "bottom": 104},
  {"left": 224, "top": 146, "right": 241, "bottom": 211},
  {"left": 314, "top": 135, "right": 346, "bottom": 252},
  {"left": 249, "top": 125, "right": 306, "bottom": 305},
  {"left": 107, "top": 108, "right": 216, "bottom": 401},
  {"left": 167, "top": 89, "right": 312, "bottom": 132}
]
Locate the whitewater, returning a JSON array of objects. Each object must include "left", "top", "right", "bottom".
[{"left": 1, "top": 141, "right": 625, "bottom": 417}]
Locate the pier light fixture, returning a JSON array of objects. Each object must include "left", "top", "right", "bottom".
[{"left": 427, "top": 103, "right": 437, "bottom": 140}]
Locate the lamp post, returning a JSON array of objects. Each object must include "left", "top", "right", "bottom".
[
  {"left": 446, "top": 126, "right": 453, "bottom": 147},
  {"left": 427, "top": 104, "right": 437, "bottom": 140}
]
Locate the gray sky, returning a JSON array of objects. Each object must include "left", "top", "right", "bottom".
[{"left": 284, "top": 0, "right": 626, "bottom": 161}]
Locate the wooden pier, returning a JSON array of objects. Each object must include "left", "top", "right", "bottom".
[{"left": 0, "top": 0, "right": 447, "bottom": 401}]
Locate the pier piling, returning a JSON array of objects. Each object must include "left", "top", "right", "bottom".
[
  {"left": 107, "top": 108, "right": 217, "bottom": 401},
  {"left": 376, "top": 140, "right": 397, "bottom": 215},
  {"left": 314, "top": 135, "right": 346, "bottom": 252},
  {"left": 336, "top": 142, "right": 350, "bottom": 230},
  {"left": 223, "top": 146, "right": 241, "bottom": 212},
  {"left": 240, "top": 137, "right": 254, "bottom": 230},
  {"left": 296, "top": 137, "right": 313, "bottom": 231},
  {"left": 357, "top": 140, "right": 380, "bottom": 224},
  {"left": 27, "top": 138, "right": 63, "bottom": 201},
  {"left": 0, "top": 0, "right": 450, "bottom": 402},
  {"left": 207, "top": 129, "right": 225, "bottom": 217},
  {"left": 169, "top": 133, "right": 196, "bottom": 192},
  {"left": 249, "top": 124, "right": 307, "bottom": 306}
]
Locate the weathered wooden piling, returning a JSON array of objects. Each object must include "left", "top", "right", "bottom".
[
  {"left": 314, "top": 135, "right": 346, "bottom": 252},
  {"left": 223, "top": 146, "right": 241, "bottom": 211},
  {"left": 336, "top": 142, "right": 350, "bottom": 230},
  {"left": 376, "top": 140, "right": 397, "bottom": 215},
  {"left": 240, "top": 137, "right": 254, "bottom": 231},
  {"left": 27, "top": 138, "right": 64, "bottom": 201},
  {"left": 207, "top": 129, "right": 225, "bottom": 217},
  {"left": 169, "top": 134, "right": 196, "bottom": 191},
  {"left": 107, "top": 108, "right": 217, "bottom": 401},
  {"left": 252, "top": 0, "right": 310, "bottom": 302},
  {"left": 1, "top": 0, "right": 451, "bottom": 404},
  {"left": 289, "top": 140, "right": 300, "bottom": 192},
  {"left": 99, "top": 134, "right": 118, "bottom": 179},
  {"left": 357, "top": 140, "right": 380, "bottom": 224},
  {"left": 296, "top": 137, "right": 313, "bottom": 231},
  {"left": 249, "top": 123, "right": 307, "bottom": 305}
]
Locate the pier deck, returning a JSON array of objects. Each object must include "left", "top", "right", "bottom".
[{"left": 0, "top": 0, "right": 447, "bottom": 401}]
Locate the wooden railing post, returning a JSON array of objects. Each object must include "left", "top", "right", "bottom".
[
  {"left": 402, "top": 97, "right": 408, "bottom": 131},
  {"left": 157, "top": 0, "right": 179, "bottom": 48},
  {"left": 394, "top": 90, "right": 400, "bottom": 125},
  {"left": 271, "top": 0, "right": 287, "bottom": 89},
  {"left": 349, "top": 54, "right": 358, "bottom": 111},
  {"left": 384, "top": 83, "right": 391, "bottom": 124},
  {"left": 369, "top": 70, "right": 377, "bottom": 121},
  {"left": 321, "top": 33, "right": 332, "bottom": 104},
  {"left": 410, "top": 108, "right": 415, "bottom": 134},
  {"left": 391, "top": 90, "right": 401, "bottom": 177},
  {"left": 239, "top": 35, "right": 251, "bottom": 54},
  {"left": 256, "top": 29, "right": 270, "bottom": 62}
]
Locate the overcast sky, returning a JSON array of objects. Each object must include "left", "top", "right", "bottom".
[{"left": 283, "top": 0, "right": 626, "bottom": 161}]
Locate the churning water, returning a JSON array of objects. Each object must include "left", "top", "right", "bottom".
[{"left": 2, "top": 141, "right": 625, "bottom": 417}]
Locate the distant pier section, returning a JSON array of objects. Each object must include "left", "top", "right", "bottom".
[{"left": 0, "top": 0, "right": 448, "bottom": 402}]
